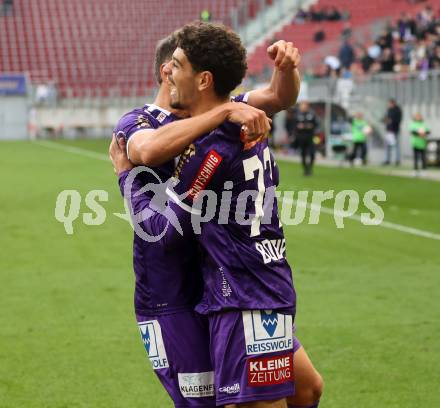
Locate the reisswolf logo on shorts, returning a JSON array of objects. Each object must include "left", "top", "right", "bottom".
[
  {"left": 247, "top": 353, "right": 293, "bottom": 387},
  {"left": 178, "top": 371, "right": 215, "bottom": 398},
  {"left": 242, "top": 310, "right": 293, "bottom": 355},
  {"left": 138, "top": 320, "right": 169, "bottom": 370}
]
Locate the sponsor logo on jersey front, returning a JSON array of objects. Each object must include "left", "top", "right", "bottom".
[
  {"left": 242, "top": 310, "right": 293, "bottom": 355},
  {"left": 178, "top": 371, "right": 215, "bottom": 397},
  {"left": 247, "top": 353, "right": 293, "bottom": 387},
  {"left": 138, "top": 320, "right": 169, "bottom": 369},
  {"left": 188, "top": 149, "right": 222, "bottom": 201}
]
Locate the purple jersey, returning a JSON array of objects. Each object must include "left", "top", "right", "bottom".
[
  {"left": 169, "top": 122, "right": 296, "bottom": 315},
  {"left": 231, "top": 92, "right": 250, "bottom": 104},
  {"left": 114, "top": 104, "right": 203, "bottom": 316}
]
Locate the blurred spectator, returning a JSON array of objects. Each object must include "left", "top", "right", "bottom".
[
  {"left": 36, "top": 81, "right": 58, "bottom": 105},
  {"left": 339, "top": 39, "right": 355, "bottom": 69},
  {"left": 320, "top": 6, "right": 330, "bottom": 21},
  {"left": 200, "top": 9, "right": 211, "bottom": 22},
  {"left": 383, "top": 99, "right": 402, "bottom": 166},
  {"left": 341, "top": 22, "right": 353, "bottom": 40},
  {"left": 418, "top": 5, "right": 434, "bottom": 27},
  {"left": 377, "top": 28, "right": 393, "bottom": 49},
  {"left": 324, "top": 55, "right": 341, "bottom": 73},
  {"left": 341, "top": 10, "right": 351, "bottom": 21},
  {"left": 397, "top": 12, "right": 417, "bottom": 41},
  {"left": 310, "top": 6, "right": 323, "bottom": 22},
  {"left": 410, "top": 112, "right": 430, "bottom": 174},
  {"left": 349, "top": 112, "right": 371, "bottom": 165},
  {"left": 393, "top": 50, "right": 407, "bottom": 72},
  {"left": 303, "top": 5, "right": 347, "bottom": 22},
  {"left": 367, "top": 43, "right": 382, "bottom": 59},
  {"left": 359, "top": 48, "right": 374, "bottom": 73},
  {"left": 327, "top": 7, "right": 341, "bottom": 21},
  {"left": 429, "top": 45, "right": 440, "bottom": 68},
  {"left": 294, "top": 8, "right": 308, "bottom": 23},
  {"left": 291, "top": 101, "right": 319, "bottom": 176},
  {"left": 410, "top": 38, "right": 428, "bottom": 70},
  {"left": 314, "top": 28, "right": 326, "bottom": 43},
  {"left": 2, "top": 0, "right": 13, "bottom": 16},
  {"left": 380, "top": 48, "right": 396, "bottom": 72},
  {"left": 36, "top": 83, "right": 50, "bottom": 105}
]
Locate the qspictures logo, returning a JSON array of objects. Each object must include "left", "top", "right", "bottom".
[{"left": 54, "top": 166, "right": 387, "bottom": 241}]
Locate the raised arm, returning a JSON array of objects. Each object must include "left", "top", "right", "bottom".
[
  {"left": 127, "top": 102, "right": 271, "bottom": 167},
  {"left": 246, "top": 40, "right": 301, "bottom": 116}
]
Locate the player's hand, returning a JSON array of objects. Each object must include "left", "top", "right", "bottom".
[
  {"left": 226, "top": 102, "right": 272, "bottom": 141},
  {"left": 109, "top": 134, "right": 134, "bottom": 175},
  {"left": 267, "top": 40, "right": 301, "bottom": 71}
]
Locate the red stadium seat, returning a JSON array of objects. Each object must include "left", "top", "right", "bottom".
[{"left": 0, "top": 0, "right": 252, "bottom": 97}]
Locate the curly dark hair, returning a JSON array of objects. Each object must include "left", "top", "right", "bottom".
[
  {"left": 154, "top": 32, "right": 178, "bottom": 85},
  {"left": 176, "top": 21, "right": 247, "bottom": 97}
]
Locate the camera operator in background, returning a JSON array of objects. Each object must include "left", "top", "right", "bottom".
[{"left": 290, "top": 101, "right": 319, "bottom": 176}]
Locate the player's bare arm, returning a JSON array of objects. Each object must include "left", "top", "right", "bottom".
[
  {"left": 247, "top": 40, "right": 301, "bottom": 115},
  {"left": 127, "top": 102, "right": 271, "bottom": 167}
]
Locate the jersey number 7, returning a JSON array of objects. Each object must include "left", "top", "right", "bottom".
[{"left": 242, "top": 146, "right": 274, "bottom": 237}]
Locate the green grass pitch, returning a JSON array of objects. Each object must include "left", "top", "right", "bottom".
[{"left": 0, "top": 139, "right": 439, "bottom": 407}]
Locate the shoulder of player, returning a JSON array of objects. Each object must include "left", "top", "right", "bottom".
[
  {"left": 115, "top": 106, "right": 161, "bottom": 132},
  {"left": 195, "top": 122, "right": 242, "bottom": 156},
  {"left": 230, "top": 92, "right": 250, "bottom": 104},
  {"left": 195, "top": 123, "right": 269, "bottom": 167}
]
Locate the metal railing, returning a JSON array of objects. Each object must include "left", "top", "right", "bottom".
[
  {"left": 354, "top": 69, "right": 440, "bottom": 118},
  {"left": 306, "top": 69, "right": 440, "bottom": 117}
]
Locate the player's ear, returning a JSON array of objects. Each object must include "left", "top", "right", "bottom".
[
  {"left": 198, "top": 71, "right": 213, "bottom": 92},
  {"left": 160, "top": 62, "right": 169, "bottom": 83}
]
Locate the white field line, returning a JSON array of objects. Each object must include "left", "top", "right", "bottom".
[
  {"left": 285, "top": 197, "right": 440, "bottom": 241},
  {"left": 36, "top": 140, "right": 440, "bottom": 241},
  {"left": 35, "top": 140, "right": 109, "bottom": 161}
]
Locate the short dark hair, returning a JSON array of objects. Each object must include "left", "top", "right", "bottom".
[
  {"left": 176, "top": 21, "right": 247, "bottom": 97},
  {"left": 154, "top": 33, "right": 178, "bottom": 85}
]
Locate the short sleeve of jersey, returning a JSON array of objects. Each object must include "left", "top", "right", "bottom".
[
  {"left": 114, "top": 108, "right": 159, "bottom": 158},
  {"left": 114, "top": 108, "right": 159, "bottom": 140},
  {"left": 231, "top": 92, "right": 250, "bottom": 104}
]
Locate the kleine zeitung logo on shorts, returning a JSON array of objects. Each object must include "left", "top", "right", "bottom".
[{"left": 247, "top": 353, "right": 293, "bottom": 387}]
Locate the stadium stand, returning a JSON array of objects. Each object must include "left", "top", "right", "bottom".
[
  {"left": 1, "top": 0, "right": 438, "bottom": 147},
  {"left": 0, "top": 0, "right": 273, "bottom": 98},
  {"left": 247, "top": 0, "right": 439, "bottom": 77}
]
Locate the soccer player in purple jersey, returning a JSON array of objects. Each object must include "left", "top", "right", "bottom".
[
  {"left": 114, "top": 27, "right": 321, "bottom": 406},
  {"left": 112, "top": 33, "right": 273, "bottom": 408},
  {"left": 111, "top": 22, "right": 319, "bottom": 404}
]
